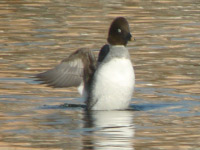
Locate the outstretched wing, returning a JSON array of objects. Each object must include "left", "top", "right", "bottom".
[{"left": 36, "top": 48, "right": 96, "bottom": 88}]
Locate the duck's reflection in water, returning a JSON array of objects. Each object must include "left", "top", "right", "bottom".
[{"left": 84, "top": 110, "right": 135, "bottom": 150}]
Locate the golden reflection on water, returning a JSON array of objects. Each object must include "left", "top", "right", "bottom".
[{"left": 0, "top": 0, "right": 200, "bottom": 149}]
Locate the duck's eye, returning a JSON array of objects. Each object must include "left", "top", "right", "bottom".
[{"left": 118, "top": 28, "right": 122, "bottom": 33}]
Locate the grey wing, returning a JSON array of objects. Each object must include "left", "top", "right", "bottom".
[{"left": 36, "top": 58, "right": 84, "bottom": 88}]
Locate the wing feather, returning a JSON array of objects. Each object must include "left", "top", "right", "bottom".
[{"left": 36, "top": 48, "right": 95, "bottom": 88}]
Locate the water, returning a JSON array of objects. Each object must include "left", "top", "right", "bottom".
[{"left": 0, "top": 0, "right": 200, "bottom": 149}]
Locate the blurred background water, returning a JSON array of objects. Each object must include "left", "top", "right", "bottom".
[{"left": 0, "top": 0, "right": 200, "bottom": 149}]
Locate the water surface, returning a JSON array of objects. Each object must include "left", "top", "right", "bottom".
[{"left": 0, "top": 0, "right": 200, "bottom": 149}]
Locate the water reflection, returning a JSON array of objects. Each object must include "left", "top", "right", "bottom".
[{"left": 84, "top": 110, "right": 135, "bottom": 150}]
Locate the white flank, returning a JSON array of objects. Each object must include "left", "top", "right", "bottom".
[
  {"left": 77, "top": 82, "right": 88, "bottom": 101},
  {"left": 91, "top": 58, "right": 135, "bottom": 110}
]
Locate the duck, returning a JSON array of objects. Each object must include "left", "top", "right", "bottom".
[{"left": 36, "top": 17, "right": 135, "bottom": 110}]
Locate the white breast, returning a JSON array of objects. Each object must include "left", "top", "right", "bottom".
[{"left": 91, "top": 58, "right": 135, "bottom": 110}]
